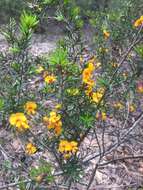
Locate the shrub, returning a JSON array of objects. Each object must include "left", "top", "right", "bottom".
[{"left": 0, "top": 1, "right": 143, "bottom": 189}]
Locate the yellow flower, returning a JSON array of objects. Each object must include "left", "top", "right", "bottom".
[
  {"left": 58, "top": 140, "right": 78, "bottom": 158},
  {"left": 129, "top": 104, "right": 135, "bottom": 112},
  {"left": 114, "top": 102, "right": 124, "bottom": 109},
  {"left": 58, "top": 140, "right": 68, "bottom": 153},
  {"left": 24, "top": 101, "right": 37, "bottom": 115},
  {"left": 44, "top": 75, "right": 56, "bottom": 84},
  {"left": 36, "top": 65, "right": 44, "bottom": 74},
  {"left": 134, "top": 15, "right": 143, "bottom": 27},
  {"left": 82, "top": 70, "right": 95, "bottom": 86},
  {"left": 55, "top": 104, "right": 62, "bottom": 110},
  {"left": 103, "top": 30, "right": 110, "bottom": 39},
  {"left": 49, "top": 111, "right": 61, "bottom": 123},
  {"left": 55, "top": 125, "right": 62, "bottom": 136},
  {"left": 88, "top": 62, "right": 95, "bottom": 72},
  {"left": 82, "top": 63, "right": 96, "bottom": 87},
  {"left": 96, "top": 111, "right": 107, "bottom": 121},
  {"left": 43, "top": 111, "right": 62, "bottom": 136},
  {"left": 63, "top": 153, "right": 71, "bottom": 159},
  {"left": 43, "top": 116, "right": 49, "bottom": 123},
  {"left": 9, "top": 113, "right": 30, "bottom": 131},
  {"left": 70, "top": 141, "right": 78, "bottom": 153},
  {"left": 82, "top": 68, "right": 92, "bottom": 82},
  {"left": 85, "top": 85, "right": 93, "bottom": 97},
  {"left": 92, "top": 91, "right": 104, "bottom": 104},
  {"left": 64, "top": 143, "right": 72, "bottom": 152},
  {"left": 25, "top": 143, "right": 37, "bottom": 155}
]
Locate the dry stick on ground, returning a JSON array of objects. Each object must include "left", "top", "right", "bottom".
[
  {"left": 84, "top": 26, "right": 143, "bottom": 190},
  {"left": 0, "top": 144, "right": 12, "bottom": 160}
]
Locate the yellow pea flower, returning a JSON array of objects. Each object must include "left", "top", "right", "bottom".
[
  {"left": 25, "top": 143, "right": 37, "bottom": 155},
  {"left": 43, "top": 111, "right": 62, "bottom": 136},
  {"left": 92, "top": 91, "right": 104, "bottom": 104},
  {"left": 24, "top": 101, "right": 37, "bottom": 115},
  {"left": 134, "top": 15, "right": 143, "bottom": 27},
  {"left": 58, "top": 140, "right": 78, "bottom": 159},
  {"left": 55, "top": 104, "right": 62, "bottom": 110},
  {"left": 9, "top": 113, "right": 30, "bottom": 131},
  {"left": 44, "top": 75, "right": 56, "bottom": 84}
]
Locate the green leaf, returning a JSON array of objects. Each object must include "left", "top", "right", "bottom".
[
  {"left": 0, "top": 98, "right": 4, "bottom": 110},
  {"left": 80, "top": 114, "right": 94, "bottom": 128},
  {"left": 20, "top": 11, "right": 39, "bottom": 35},
  {"left": 48, "top": 48, "right": 69, "bottom": 66},
  {"left": 97, "top": 77, "right": 109, "bottom": 87},
  {"left": 55, "top": 11, "right": 65, "bottom": 22}
]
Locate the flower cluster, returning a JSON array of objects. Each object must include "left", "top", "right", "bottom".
[
  {"left": 92, "top": 88, "right": 104, "bottom": 104},
  {"left": 9, "top": 113, "right": 30, "bottom": 131},
  {"left": 43, "top": 111, "right": 62, "bottom": 136},
  {"left": 25, "top": 142, "right": 37, "bottom": 155},
  {"left": 24, "top": 101, "right": 37, "bottom": 115},
  {"left": 82, "top": 62, "right": 95, "bottom": 96},
  {"left": 44, "top": 74, "right": 56, "bottom": 84},
  {"left": 58, "top": 140, "right": 78, "bottom": 159},
  {"left": 82, "top": 62, "right": 103, "bottom": 104},
  {"left": 134, "top": 15, "right": 143, "bottom": 27}
]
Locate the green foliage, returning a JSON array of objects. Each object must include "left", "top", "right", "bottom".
[
  {"left": 30, "top": 160, "right": 54, "bottom": 183},
  {"left": 20, "top": 11, "right": 39, "bottom": 35},
  {"left": 0, "top": 0, "right": 143, "bottom": 189},
  {"left": 135, "top": 45, "right": 143, "bottom": 59},
  {"left": 48, "top": 48, "right": 69, "bottom": 66},
  {"left": 0, "top": 98, "right": 4, "bottom": 111},
  {"left": 80, "top": 114, "right": 94, "bottom": 129}
]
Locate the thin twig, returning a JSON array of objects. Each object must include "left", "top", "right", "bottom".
[{"left": 98, "top": 154, "right": 143, "bottom": 167}]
